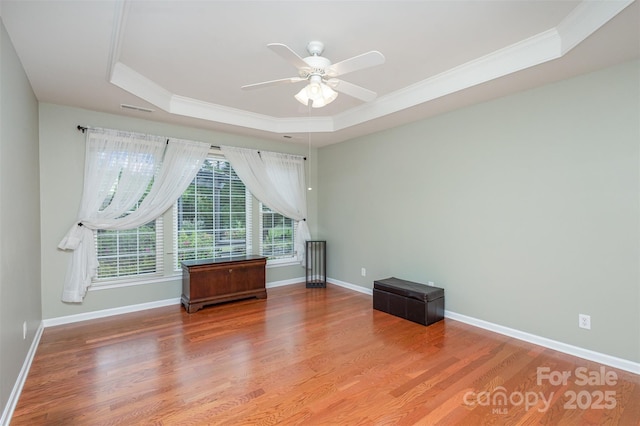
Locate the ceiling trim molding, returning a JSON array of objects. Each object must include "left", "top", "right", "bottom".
[
  {"left": 332, "top": 28, "right": 563, "bottom": 132},
  {"left": 106, "top": 0, "right": 130, "bottom": 82},
  {"left": 108, "top": 0, "right": 634, "bottom": 135},
  {"left": 170, "top": 95, "right": 336, "bottom": 133},
  {"left": 557, "top": 0, "right": 634, "bottom": 54},
  {"left": 111, "top": 62, "right": 173, "bottom": 111},
  {"left": 111, "top": 62, "right": 336, "bottom": 134}
]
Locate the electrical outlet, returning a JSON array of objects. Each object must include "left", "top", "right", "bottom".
[
  {"left": 23, "top": 321, "right": 27, "bottom": 339},
  {"left": 361, "top": 268, "right": 366, "bottom": 277},
  {"left": 578, "top": 314, "right": 591, "bottom": 330}
]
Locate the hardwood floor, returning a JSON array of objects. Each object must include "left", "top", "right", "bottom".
[{"left": 12, "top": 284, "right": 640, "bottom": 425}]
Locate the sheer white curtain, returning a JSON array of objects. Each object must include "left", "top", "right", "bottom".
[
  {"left": 220, "top": 146, "right": 311, "bottom": 264},
  {"left": 58, "top": 128, "right": 210, "bottom": 302}
]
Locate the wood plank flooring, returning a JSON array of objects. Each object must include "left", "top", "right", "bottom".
[{"left": 11, "top": 284, "right": 640, "bottom": 425}]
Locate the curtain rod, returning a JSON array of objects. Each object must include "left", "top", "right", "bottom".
[
  {"left": 76, "top": 125, "right": 305, "bottom": 160},
  {"left": 77, "top": 125, "right": 221, "bottom": 149}
]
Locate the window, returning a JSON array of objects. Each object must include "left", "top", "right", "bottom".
[
  {"left": 174, "top": 158, "right": 252, "bottom": 268},
  {"left": 260, "top": 203, "right": 295, "bottom": 260},
  {"left": 93, "top": 152, "right": 298, "bottom": 285},
  {"left": 95, "top": 220, "right": 162, "bottom": 279},
  {"left": 95, "top": 179, "right": 163, "bottom": 280}
]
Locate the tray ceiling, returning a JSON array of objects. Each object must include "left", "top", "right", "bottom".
[{"left": 1, "top": 0, "right": 638, "bottom": 146}]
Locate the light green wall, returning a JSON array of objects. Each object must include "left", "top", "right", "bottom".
[
  {"left": 318, "top": 60, "right": 640, "bottom": 363},
  {"left": 0, "top": 20, "right": 42, "bottom": 415},
  {"left": 39, "top": 103, "right": 317, "bottom": 319}
]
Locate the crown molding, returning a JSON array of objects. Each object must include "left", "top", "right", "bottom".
[
  {"left": 557, "top": 0, "right": 633, "bottom": 54},
  {"left": 111, "top": 62, "right": 335, "bottom": 134},
  {"left": 109, "top": 0, "right": 634, "bottom": 135},
  {"left": 111, "top": 62, "right": 172, "bottom": 111},
  {"left": 333, "top": 27, "right": 562, "bottom": 131}
]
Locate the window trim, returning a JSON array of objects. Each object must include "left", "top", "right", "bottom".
[
  {"left": 88, "top": 271, "right": 181, "bottom": 291},
  {"left": 267, "top": 257, "right": 301, "bottom": 268},
  {"left": 88, "top": 255, "right": 298, "bottom": 293}
]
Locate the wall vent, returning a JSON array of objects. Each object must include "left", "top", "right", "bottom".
[{"left": 120, "top": 103, "right": 154, "bottom": 113}]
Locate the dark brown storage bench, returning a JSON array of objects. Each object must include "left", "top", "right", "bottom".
[{"left": 373, "top": 277, "right": 445, "bottom": 326}]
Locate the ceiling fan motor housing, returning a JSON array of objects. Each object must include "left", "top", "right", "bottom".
[
  {"left": 306, "top": 41, "right": 325, "bottom": 56},
  {"left": 300, "top": 55, "right": 331, "bottom": 78}
]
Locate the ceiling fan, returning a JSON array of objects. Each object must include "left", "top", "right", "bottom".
[{"left": 241, "top": 41, "right": 385, "bottom": 108}]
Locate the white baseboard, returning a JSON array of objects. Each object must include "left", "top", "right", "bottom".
[
  {"left": 1, "top": 322, "right": 44, "bottom": 426},
  {"left": 445, "top": 310, "right": 640, "bottom": 375},
  {"left": 329, "top": 277, "right": 639, "bottom": 375},
  {"left": 42, "top": 297, "right": 182, "bottom": 328},
  {"left": 327, "top": 277, "right": 373, "bottom": 295}
]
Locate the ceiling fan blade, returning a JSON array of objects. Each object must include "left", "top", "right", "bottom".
[
  {"left": 327, "top": 79, "right": 377, "bottom": 102},
  {"left": 241, "top": 77, "right": 306, "bottom": 90},
  {"left": 328, "top": 51, "right": 385, "bottom": 77},
  {"left": 267, "top": 43, "right": 310, "bottom": 70}
]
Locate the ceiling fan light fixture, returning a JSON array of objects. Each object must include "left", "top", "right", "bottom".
[
  {"left": 295, "top": 76, "right": 338, "bottom": 108},
  {"left": 308, "top": 80, "right": 322, "bottom": 97},
  {"left": 313, "top": 84, "right": 338, "bottom": 107}
]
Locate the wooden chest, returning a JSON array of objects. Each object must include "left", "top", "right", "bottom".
[{"left": 181, "top": 255, "right": 267, "bottom": 313}]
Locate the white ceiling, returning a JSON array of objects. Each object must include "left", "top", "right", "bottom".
[{"left": 1, "top": 0, "right": 638, "bottom": 147}]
